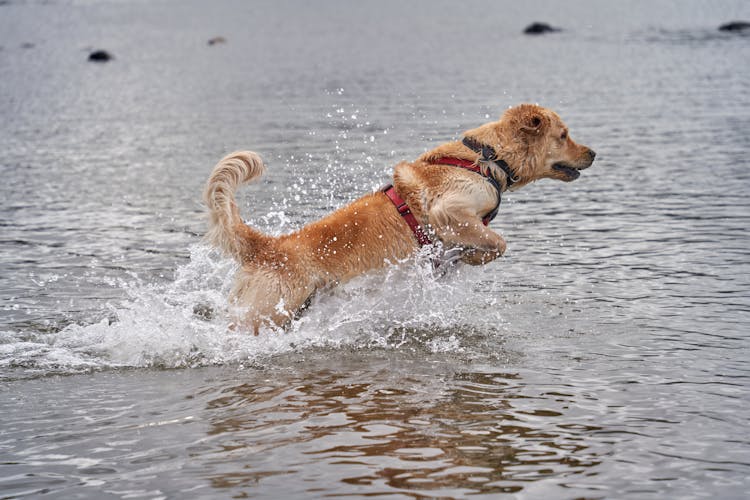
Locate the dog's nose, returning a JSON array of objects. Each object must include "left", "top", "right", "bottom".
[{"left": 587, "top": 149, "right": 596, "bottom": 161}]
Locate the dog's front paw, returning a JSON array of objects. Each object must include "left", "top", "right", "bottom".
[
  {"left": 460, "top": 248, "right": 504, "bottom": 265},
  {"left": 460, "top": 251, "right": 498, "bottom": 265},
  {"left": 459, "top": 236, "right": 506, "bottom": 265}
]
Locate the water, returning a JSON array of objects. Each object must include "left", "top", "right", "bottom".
[{"left": 1, "top": 0, "right": 749, "bottom": 498}]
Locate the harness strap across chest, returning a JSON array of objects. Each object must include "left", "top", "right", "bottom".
[
  {"left": 381, "top": 184, "right": 432, "bottom": 246},
  {"left": 383, "top": 138, "right": 513, "bottom": 247}
]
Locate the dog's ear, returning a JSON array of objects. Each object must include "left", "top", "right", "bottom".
[{"left": 519, "top": 112, "right": 548, "bottom": 136}]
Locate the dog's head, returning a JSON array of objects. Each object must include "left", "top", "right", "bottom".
[{"left": 464, "top": 104, "right": 596, "bottom": 188}]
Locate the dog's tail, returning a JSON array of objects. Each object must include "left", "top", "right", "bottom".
[{"left": 203, "top": 151, "right": 268, "bottom": 262}]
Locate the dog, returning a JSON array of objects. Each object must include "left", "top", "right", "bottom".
[{"left": 204, "top": 104, "right": 595, "bottom": 333}]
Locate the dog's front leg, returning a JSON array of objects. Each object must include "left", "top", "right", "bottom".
[
  {"left": 426, "top": 192, "right": 507, "bottom": 265},
  {"left": 430, "top": 215, "right": 506, "bottom": 266}
]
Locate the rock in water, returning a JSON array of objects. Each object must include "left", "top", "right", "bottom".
[
  {"left": 718, "top": 21, "right": 750, "bottom": 32},
  {"left": 207, "top": 36, "right": 227, "bottom": 46},
  {"left": 88, "top": 50, "right": 112, "bottom": 62},
  {"left": 524, "top": 22, "right": 561, "bottom": 35}
]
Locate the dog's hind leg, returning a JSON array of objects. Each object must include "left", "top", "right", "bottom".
[{"left": 230, "top": 268, "right": 317, "bottom": 334}]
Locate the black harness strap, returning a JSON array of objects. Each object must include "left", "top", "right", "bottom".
[
  {"left": 482, "top": 174, "right": 502, "bottom": 225},
  {"left": 462, "top": 137, "right": 517, "bottom": 189}
]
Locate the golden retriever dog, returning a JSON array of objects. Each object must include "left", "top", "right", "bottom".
[{"left": 204, "top": 104, "right": 595, "bottom": 333}]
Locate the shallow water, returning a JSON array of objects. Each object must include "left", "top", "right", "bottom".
[{"left": 1, "top": 0, "right": 750, "bottom": 498}]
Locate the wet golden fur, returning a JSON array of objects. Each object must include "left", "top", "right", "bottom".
[{"left": 204, "top": 104, "right": 595, "bottom": 333}]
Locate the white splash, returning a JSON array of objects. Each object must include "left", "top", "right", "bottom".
[{"left": 1, "top": 242, "right": 508, "bottom": 378}]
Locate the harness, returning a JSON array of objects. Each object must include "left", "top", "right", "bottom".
[
  {"left": 461, "top": 137, "right": 517, "bottom": 189},
  {"left": 430, "top": 156, "right": 502, "bottom": 226},
  {"left": 384, "top": 138, "right": 516, "bottom": 246},
  {"left": 381, "top": 184, "right": 432, "bottom": 246}
]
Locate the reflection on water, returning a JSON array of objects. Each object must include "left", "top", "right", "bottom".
[
  {"left": 2, "top": 359, "right": 618, "bottom": 498},
  {"left": 1, "top": 342, "right": 748, "bottom": 498},
  {"left": 204, "top": 366, "right": 604, "bottom": 497}
]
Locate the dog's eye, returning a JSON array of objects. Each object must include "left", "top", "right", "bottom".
[{"left": 560, "top": 131, "right": 568, "bottom": 140}]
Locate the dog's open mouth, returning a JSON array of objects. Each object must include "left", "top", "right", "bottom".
[{"left": 552, "top": 163, "right": 581, "bottom": 180}]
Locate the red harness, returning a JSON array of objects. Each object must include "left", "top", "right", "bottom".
[
  {"left": 382, "top": 184, "right": 432, "bottom": 245},
  {"left": 433, "top": 157, "right": 478, "bottom": 170},
  {"left": 383, "top": 157, "right": 502, "bottom": 246}
]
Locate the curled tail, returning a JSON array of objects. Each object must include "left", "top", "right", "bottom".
[{"left": 203, "top": 151, "right": 268, "bottom": 261}]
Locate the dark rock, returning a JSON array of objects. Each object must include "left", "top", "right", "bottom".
[
  {"left": 20, "top": 42, "right": 35, "bottom": 49},
  {"left": 718, "top": 21, "right": 750, "bottom": 32},
  {"left": 88, "top": 50, "right": 112, "bottom": 62},
  {"left": 524, "top": 22, "right": 561, "bottom": 35},
  {"left": 207, "top": 36, "right": 227, "bottom": 46}
]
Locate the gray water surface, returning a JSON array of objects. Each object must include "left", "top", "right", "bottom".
[{"left": 1, "top": 0, "right": 749, "bottom": 498}]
